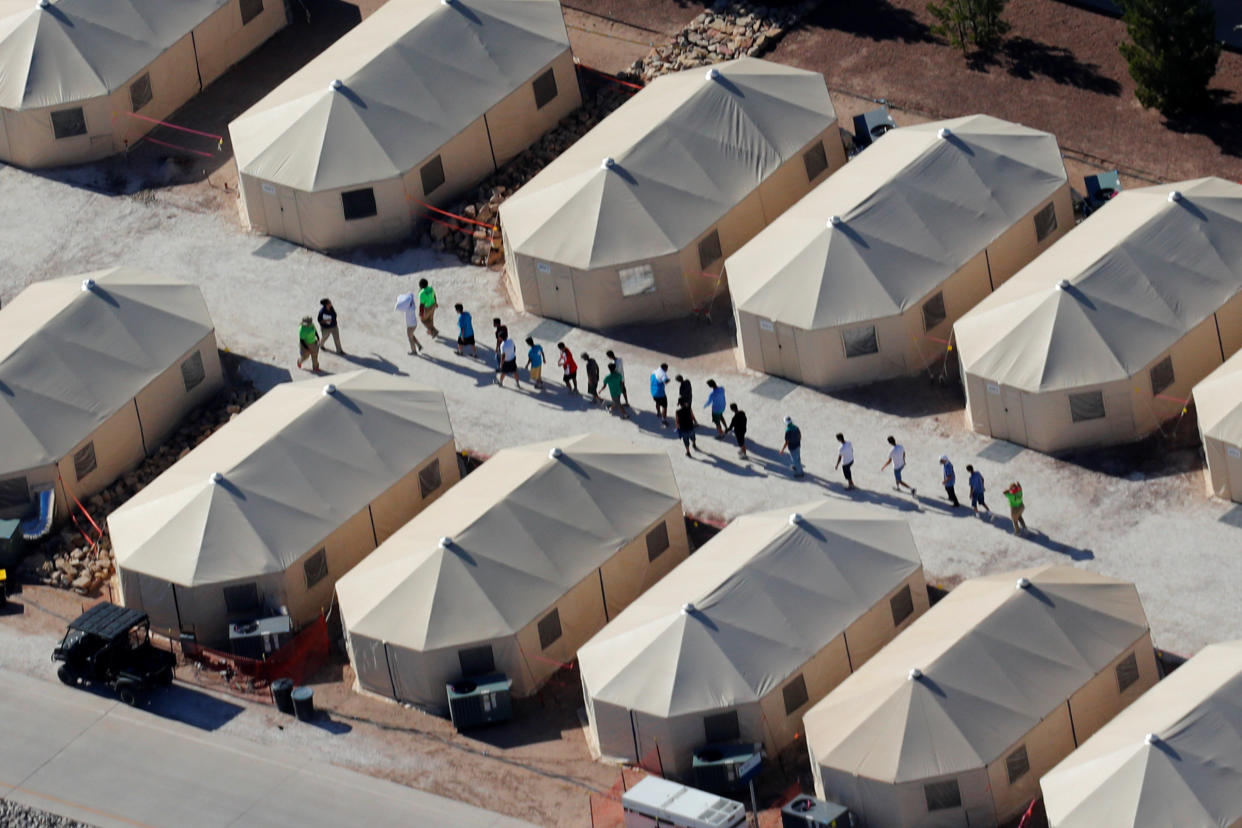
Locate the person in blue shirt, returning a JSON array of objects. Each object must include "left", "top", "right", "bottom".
[
  {"left": 966, "top": 464, "right": 991, "bottom": 517},
  {"left": 454, "top": 303, "right": 476, "bottom": 357},
  {"left": 524, "top": 337, "right": 546, "bottom": 390},
  {"left": 940, "top": 455, "right": 961, "bottom": 507},
  {"left": 703, "top": 379, "right": 727, "bottom": 437},
  {"left": 780, "top": 416, "right": 804, "bottom": 478},
  {"left": 650, "top": 363, "right": 671, "bottom": 425}
]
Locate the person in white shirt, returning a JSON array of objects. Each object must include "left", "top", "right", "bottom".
[
  {"left": 496, "top": 336, "right": 521, "bottom": 388},
  {"left": 880, "top": 434, "right": 916, "bottom": 495},
  {"left": 395, "top": 292, "right": 422, "bottom": 354},
  {"left": 834, "top": 433, "right": 855, "bottom": 489}
]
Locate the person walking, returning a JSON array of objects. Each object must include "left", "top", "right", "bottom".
[
  {"left": 525, "top": 337, "right": 546, "bottom": 390},
  {"left": 703, "top": 380, "right": 727, "bottom": 437},
  {"left": 939, "top": 455, "right": 961, "bottom": 507},
  {"left": 581, "top": 352, "right": 601, "bottom": 403},
  {"left": 674, "top": 400, "right": 698, "bottom": 457},
  {"left": 603, "top": 362, "right": 628, "bottom": 418},
  {"left": 780, "top": 416, "right": 804, "bottom": 478},
  {"left": 675, "top": 374, "right": 693, "bottom": 408},
  {"left": 557, "top": 343, "right": 579, "bottom": 395},
  {"left": 725, "top": 403, "right": 748, "bottom": 459},
  {"left": 492, "top": 318, "right": 508, "bottom": 366},
  {"left": 397, "top": 293, "right": 422, "bottom": 354},
  {"left": 317, "top": 298, "right": 342, "bottom": 354},
  {"left": 966, "top": 465, "right": 991, "bottom": 517},
  {"left": 417, "top": 278, "right": 439, "bottom": 338},
  {"left": 605, "top": 349, "right": 629, "bottom": 406},
  {"left": 496, "top": 334, "right": 520, "bottom": 388},
  {"left": 651, "top": 363, "right": 671, "bottom": 425},
  {"left": 1004, "top": 482, "right": 1027, "bottom": 535},
  {"left": 454, "top": 304, "right": 477, "bottom": 357},
  {"left": 881, "top": 436, "right": 916, "bottom": 495},
  {"left": 296, "top": 316, "right": 321, "bottom": 371},
  {"left": 834, "top": 433, "right": 855, "bottom": 489}
]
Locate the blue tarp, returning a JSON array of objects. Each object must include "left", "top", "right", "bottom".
[{"left": 20, "top": 488, "right": 54, "bottom": 541}]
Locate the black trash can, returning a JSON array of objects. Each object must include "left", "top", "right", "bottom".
[
  {"left": 271, "top": 678, "right": 295, "bottom": 715},
  {"left": 291, "top": 686, "right": 315, "bottom": 722}
]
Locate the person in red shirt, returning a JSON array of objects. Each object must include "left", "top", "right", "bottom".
[{"left": 557, "top": 342, "right": 578, "bottom": 395}]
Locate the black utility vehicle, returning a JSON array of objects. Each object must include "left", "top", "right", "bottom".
[{"left": 53, "top": 602, "right": 175, "bottom": 705}]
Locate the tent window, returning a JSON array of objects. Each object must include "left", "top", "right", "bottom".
[
  {"left": 890, "top": 584, "right": 915, "bottom": 626},
  {"left": 703, "top": 710, "right": 740, "bottom": 743},
  {"left": 420, "top": 155, "right": 446, "bottom": 197},
  {"left": 73, "top": 442, "right": 97, "bottom": 482},
  {"left": 1005, "top": 744, "right": 1030, "bottom": 784},
  {"left": 1150, "top": 356, "right": 1175, "bottom": 396},
  {"left": 619, "top": 264, "right": 656, "bottom": 297},
  {"left": 341, "top": 188, "right": 378, "bottom": 221},
  {"left": 223, "top": 582, "right": 260, "bottom": 614},
  {"left": 843, "top": 325, "right": 879, "bottom": 358},
  {"left": 646, "top": 522, "right": 670, "bottom": 561},
  {"left": 782, "top": 674, "right": 809, "bottom": 716},
  {"left": 0, "top": 476, "right": 30, "bottom": 510},
  {"left": 130, "top": 73, "right": 153, "bottom": 112},
  {"left": 803, "top": 141, "right": 829, "bottom": 182},
  {"left": 181, "top": 350, "right": 206, "bottom": 392},
  {"left": 538, "top": 608, "right": 562, "bottom": 649},
  {"left": 1116, "top": 651, "right": 1140, "bottom": 693},
  {"left": 698, "top": 230, "right": 723, "bottom": 270},
  {"left": 418, "top": 458, "right": 442, "bottom": 499},
  {"left": 1069, "top": 391, "right": 1106, "bottom": 423},
  {"left": 458, "top": 645, "right": 495, "bottom": 676},
  {"left": 533, "top": 68, "right": 558, "bottom": 110},
  {"left": 924, "top": 779, "right": 962, "bottom": 812},
  {"left": 922, "top": 291, "right": 947, "bottom": 331},
  {"left": 303, "top": 548, "right": 328, "bottom": 589},
  {"left": 51, "top": 108, "right": 87, "bottom": 140},
  {"left": 240, "top": 0, "right": 264, "bottom": 26},
  {"left": 1034, "top": 202, "right": 1058, "bottom": 242}
]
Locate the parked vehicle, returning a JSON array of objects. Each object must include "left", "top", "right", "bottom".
[{"left": 53, "top": 602, "right": 175, "bottom": 705}]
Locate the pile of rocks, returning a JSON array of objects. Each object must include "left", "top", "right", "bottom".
[
  {"left": 21, "top": 384, "right": 261, "bottom": 595},
  {"left": 0, "top": 800, "right": 96, "bottom": 828}
]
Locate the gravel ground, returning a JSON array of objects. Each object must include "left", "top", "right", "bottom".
[{"left": 0, "top": 800, "right": 96, "bottom": 828}]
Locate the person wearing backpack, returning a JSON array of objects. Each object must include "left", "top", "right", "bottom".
[{"left": 780, "top": 416, "right": 804, "bottom": 478}]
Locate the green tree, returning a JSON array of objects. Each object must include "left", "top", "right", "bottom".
[
  {"left": 1118, "top": 0, "right": 1221, "bottom": 116},
  {"left": 927, "top": 0, "right": 1011, "bottom": 55}
]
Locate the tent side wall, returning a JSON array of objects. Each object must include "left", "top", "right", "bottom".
[
  {"left": 985, "top": 184, "right": 1073, "bottom": 289},
  {"left": 367, "top": 440, "right": 461, "bottom": 542},
  {"left": 56, "top": 402, "right": 146, "bottom": 509},
  {"left": 280, "top": 507, "right": 378, "bottom": 630},
  {"left": 1126, "top": 316, "right": 1229, "bottom": 442},
  {"left": 1217, "top": 289, "right": 1242, "bottom": 356},
  {"left": 984, "top": 702, "right": 1076, "bottom": 824},
  {"left": 596, "top": 506, "right": 690, "bottom": 619},
  {"left": 121, "top": 569, "right": 284, "bottom": 642},
  {"left": 1066, "top": 634, "right": 1158, "bottom": 745},
  {"left": 402, "top": 115, "right": 497, "bottom": 216},
  {"left": 755, "top": 633, "right": 851, "bottom": 760},
  {"left": 813, "top": 766, "right": 994, "bottom": 828},
  {"left": 4, "top": 96, "right": 120, "bottom": 168},
  {"left": 191, "top": 0, "right": 289, "bottom": 88},
  {"left": 754, "top": 129, "right": 845, "bottom": 224},
  {"left": 842, "top": 571, "right": 930, "bottom": 669},
  {"left": 632, "top": 704, "right": 766, "bottom": 781},
  {"left": 293, "top": 177, "right": 412, "bottom": 251},
  {"left": 132, "top": 335, "right": 225, "bottom": 453},
  {"left": 585, "top": 693, "right": 640, "bottom": 764},
  {"left": 999, "top": 379, "right": 1134, "bottom": 454},
  {"left": 484, "top": 49, "right": 580, "bottom": 166},
  {"left": 1201, "top": 434, "right": 1241, "bottom": 502}
]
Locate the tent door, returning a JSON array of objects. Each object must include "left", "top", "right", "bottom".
[
  {"left": 383, "top": 642, "right": 405, "bottom": 701},
  {"left": 537, "top": 263, "right": 578, "bottom": 324},
  {"left": 986, "top": 383, "right": 1028, "bottom": 444},
  {"left": 776, "top": 324, "right": 802, "bottom": 382},
  {"left": 1225, "top": 448, "right": 1242, "bottom": 502},
  {"left": 278, "top": 189, "right": 303, "bottom": 245},
  {"left": 0, "top": 113, "right": 9, "bottom": 161},
  {"left": 757, "top": 319, "right": 783, "bottom": 376}
]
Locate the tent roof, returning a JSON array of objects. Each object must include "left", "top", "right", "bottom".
[
  {"left": 0, "top": 0, "right": 226, "bottom": 110},
  {"left": 109, "top": 370, "right": 455, "bottom": 586},
  {"left": 1041, "top": 640, "right": 1242, "bottom": 828},
  {"left": 955, "top": 178, "right": 1242, "bottom": 393},
  {"left": 229, "top": 0, "right": 571, "bottom": 192},
  {"left": 336, "top": 434, "right": 682, "bottom": 651},
  {"left": 577, "top": 500, "right": 922, "bottom": 718},
  {"left": 0, "top": 267, "right": 214, "bottom": 475},
  {"left": 803, "top": 565, "right": 1150, "bottom": 783},
  {"left": 498, "top": 57, "right": 836, "bottom": 270},
  {"left": 1193, "top": 349, "right": 1242, "bottom": 447},
  {"left": 727, "top": 115, "right": 1067, "bottom": 329}
]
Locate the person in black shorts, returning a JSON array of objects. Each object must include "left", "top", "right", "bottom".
[
  {"left": 492, "top": 317, "right": 508, "bottom": 367},
  {"left": 454, "top": 303, "right": 477, "bottom": 357},
  {"left": 674, "top": 400, "right": 698, "bottom": 457},
  {"left": 675, "top": 374, "right": 692, "bottom": 408},
  {"left": 556, "top": 342, "right": 578, "bottom": 395},
  {"left": 582, "top": 352, "right": 601, "bottom": 404},
  {"left": 725, "top": 403, "right": 748, "bottom": 459}
]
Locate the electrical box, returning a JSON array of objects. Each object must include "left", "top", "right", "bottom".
[
  {"left": 622, "top": 776, "right": 745, "bottom": 828},
  {"left": 781, "top": 794, "right": 855, "bottom": 828},
  {"left": 692, "top": 742, "right": 762, "bottom": 793},
  {"left": 228, "top": 615, "right": 292, "bottom": 659},
  {"left": 446, "top": 672, "right": 513, "bottom": 729}
]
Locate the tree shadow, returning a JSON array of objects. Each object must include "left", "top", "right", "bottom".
[
  {"left": 1164, "top": 92, "right": 1242, "bottom": 160},
  {"left": 798, "top": 0, "right": 936, "bottom": 44},
  {"left": 965, "top": 37, "right": 1122, "bottom": 96}
]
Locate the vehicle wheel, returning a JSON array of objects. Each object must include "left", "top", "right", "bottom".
[
  {"left": 115, "top": 680, "right": 139, "bottom": 706},
  {"left": 57, "top": 665, "right": 77, "bottom": 686}
]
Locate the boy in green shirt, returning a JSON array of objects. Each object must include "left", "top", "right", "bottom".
[
  {"left": 1003, "top": 482, "right": 1027, "bottom": 535},
  {"left": 297, "top": 316, "right": 320, "bottom": 371},
  {"left": 603, "top": 363, "right": 628, "bottom": 419},
  {"left": 417, "top": 278, "right": 439, "bottom": 337}
]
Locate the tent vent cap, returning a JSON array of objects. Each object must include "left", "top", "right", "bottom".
[
  {"left": 908, "top": 668, "right": 923, "bottom": 681},
  {"left": 211, "top": 472, "right": 223, "bottom": 485},
  {"left": 1168, "top": 190, "right": 1183, "bottom": 203},
  {"left": 938, "top": 127, "right": 951, "bottom": 139},
  {"left": 681, "top": 602, "right": 695, "bottom": 615},
  {"left": 323, "top": 383, "right": 336, "bottom": 396},
  {"left": 601, "top": 157, "right": 616, "bottom": 170},
  {"left": 1017, "top": 576, "right": 1032, "bottom": 589},
  {"left": 81, "top": 278, "right": 96, "bottom": 292},
  {"left": 828, "top": 215, "right": 843, "bottom": 228},
  {"left": 1056, "top": 279, "right": 1071, "bottom": 291},
  {"left": 38, "top": 0, "right": 49, "bottom": 8},
  {"left": 706, "top": 68, "right": 721, "bottom": 81},
  {"left": 549, "top": 447, "right": 563, "bottom": 459},
  {"left": 1145, "top": 732, "right": 1159, "bottom": 745},
  {"left": 789, "top": 513, "right": 804, "bottom": 526},
  {"left": 330, "top": 79, "right": 343, "bottom": 91},
  {"left": 438, "top": 536, "right": 452, "bottom": 549}
]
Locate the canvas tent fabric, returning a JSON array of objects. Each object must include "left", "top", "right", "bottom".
[
  {"left": 578, "top": 499, "right": 928, "bottom": 778},
  {"left": 1041, "top": 639, "right": 1242, "bottom": 828},
  {"left": 956, "top": 178, "right": 1242, "bottom": 454},
  {"left": 804, "top": 564, "right": 1157, "bottom": 828},
  {"left": 230, "top": 0, "right": 580, "bottom": 250},
  {"left": 111, "top": 370, "right": 458, "bottom": 644},
  {"left": 0, "top": 267, "right": 222, "bottom": 520},
  {"left": 500, "top": 57, "right": 845, "bottom": 329},
  {"left": 1192, "top": 350, "right": 1242, "bottom": 503},
  {"left": 337, "top": 433, "right": 689, "bottom": 709},
  {"left": 0, "top": 0, "right": 286, "bottom": 167},
  {"left": 728, "top": 114, "right": 1071, "bottom": 389}
]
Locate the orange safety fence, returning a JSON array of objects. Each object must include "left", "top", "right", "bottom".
[
  {"left": 574, "top": 60, "right": 645, "bottom": 92},
  {"left": 181, "top": 615, "right": 330, "bottom": 691}
]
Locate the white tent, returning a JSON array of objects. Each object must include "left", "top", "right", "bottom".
[
  {"left": 1041, "top": 639, "right": 1242, "bottom": 828},
  {"left": 578, "top": 499, "right": 927, "bottom": 778},
  {"left": 1192, "top": 350, "right": 1242, "bottom": 503},
  {"left": 0, "top": 267, "right": 222, "bottom": 520},
  {"left": 728, "top": 115, "right": 1070, "bottom": 388},
  {"left": 501, "top": 57, "right": 845, "bottom": 328},
  {"left": 111, "top": 370, "right": 458, "bottom": 644},
  {"left": 956, "top": 178, "right": 1242, "bottom": 453},
  {"left": 0, "top": 0, "right": 286, "bottom": 167},
  {"left": 337, "top": 433, "right": 689, "bottom": 709}
]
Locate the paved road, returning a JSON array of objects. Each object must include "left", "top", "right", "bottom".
[{"left": 0, "top": 670, "right": 536, "bottom": 828}]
